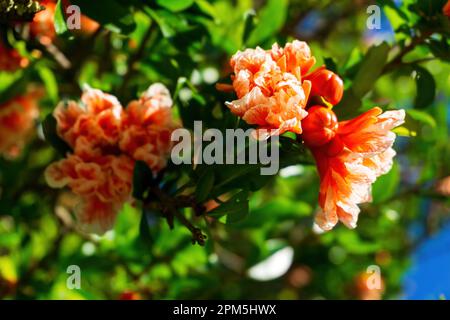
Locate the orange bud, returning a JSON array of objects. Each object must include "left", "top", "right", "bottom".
[
  {"left": 301, "top": 106, "right": 338, "bottom": 147},
  {"left": 444, "top": 0, "right": 450, "bottom": 17},
  {"left": 119, "top": 290, "right": 141, "bottom": 300},
  {"left": 305, "top": 68, "right": 343, "bottom": 105}
]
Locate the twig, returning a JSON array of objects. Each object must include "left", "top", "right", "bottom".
[{"left": 150, "top": 187, "right": 206, "bottom": 246}]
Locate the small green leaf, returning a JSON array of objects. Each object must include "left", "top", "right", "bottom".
[
  {"left": 413, "top": 65, "right": 436, "bottom": 109},
  {"left": 54, "top": 0, "right": 68, "bottom": 35},
  {"left": 37, "top": 66, "right": 58, "bottom": 103},
  {"left": 242, "top": 9, "right": 256, "bottom": 46},
  {"left": 137, "top": 209, "right": 157, "bottom": 250},
  {"left": 195, "top": 169, "right": 215, "bottom": 203},
  {"left": 324, "top": 57, "right": 339, "bottom": 74},
  {"left": 208, "top": 190, "right": 249, "bottom": 224},
  {"left": 156, "top": 0, "right": 194, "bottom": 12}
]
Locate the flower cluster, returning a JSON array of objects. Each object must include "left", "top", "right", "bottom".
[
  {"left": 226, "top": 40, "right": 342, "bottom": 137},
  {"left": 0, "top": 87, "right": 41, "bottom": 159},
  {"left": 226, "top": 41, "right": 405, "bottom": 231},
  {"left": 45, "top": 84, "right": 177, "bottom": 234},
  {"left": 0, "top": 40, "right": 29, "bottom": 72}
]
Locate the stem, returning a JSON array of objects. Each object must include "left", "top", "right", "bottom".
[{"left": 150, "top": 187, "right": 206, "bottom": 246}]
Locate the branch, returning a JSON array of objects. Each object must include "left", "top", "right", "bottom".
[
  {"left": 382, "top": 31, "right": 433, "bottom": 75},
  {"left": 149, "top": 187, "right": 207, "bottom": 246}
]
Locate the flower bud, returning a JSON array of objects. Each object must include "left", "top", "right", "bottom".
[
  {"left": 301, "top": 106, "right": 338, "bottom": 147},
  {"left": 444, "top": 0, "right": 450, "bottom": 17},
  {"left": 305, "top": 68, "right": 343, "bottom": 105}
]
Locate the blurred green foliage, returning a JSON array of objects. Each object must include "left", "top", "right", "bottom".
[{"left": 0, "top": 0, "right": 449, "bottom": 300}]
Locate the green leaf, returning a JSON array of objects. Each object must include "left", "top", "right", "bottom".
[
  {"left": 42, "top": 114, "right": 72, "bottom": 156},
  {"left": 37, "top": 66, "right": 58, "bottom": 103},
  {"left": 247, "top": 0, "right": 288, "bottom": 46},
  {"left": 195, "top": 169, "right": 215, "bottom": 203},
  {"left": 132, "top": 161, "right": 155, "bottom": 200},
  {"left": 413, "top": 65, "right": 436, "bottom": 109},
  {"left": 352, "top": 42, "right": 390, "bottom": 98},
  {"left": 71, "top": 0, "right": 136, "bottom": 34},
  {"left": 372, "top": 162, "right": 400, "bottom": 203},
  {"left": 398, "top": 108, "right": 436, "bottom": 138},
  {"left": 156, "top": 0, "right": 194, "bottom": 12},
  {"left": 429, "top": 39, "right": 450, "bottom": 61},
  {"left": 54, "top": 0, "right": 68, "bottom": 35},
  {"left": 0, "top": 70, "right": 30, "bottom": 104},
  {"left": 208, "top": 190, "right": 249, "bottom": 224},
  {"left": 324, "top": 57, "right": 339, "bottom": 74},
  {"left": 242, "top": 9, "right": 256, "bottom": 46},
  {"left": 234, "top": 199, "right": 312, "bottom": 229},
  {"left": 137, "top": 209, "right": 157, "bottom": 250},
  {"left": 338, "top": 42, "right": 390, "bottom": 116}
]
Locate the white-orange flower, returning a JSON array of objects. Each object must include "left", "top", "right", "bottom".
[
  {"left": 119, "top": 83, "right": 177, "bottom": 173},
  {"left": 302, "top": 107, "right": 405, "bottom": 231},
  {"left": 45, "top": 154, "right": 134, "bottom": 233},
  {"left": 53, "top": 87, "right": 123, "bottom": 159},
  {"left": 226, "top": 41, "right": 313, "bottom": 136},
  {"left": 46, "top": 83, "right": 178, "bottom": 233},
  {"left": 0, "top": 88, "right": 41, "bottom": 159}
]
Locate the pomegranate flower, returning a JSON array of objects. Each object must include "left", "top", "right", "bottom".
[
  {"left": 302, "top": 106, "right": 405, "bottom": 231},
  {"left": 46, "top": 83, "right": 177, "bottom": 233},
  {"left": 30, "top": 0, "right": 57, "bottom": 44},
  {"left": 45, "top": 154, "right": 134, "bottom": 234},
  {"left": 225, "top": 41, "right": 313, "bottom": 136},
  {"left": 53, "top": 87, "right": 123, "bottom": 159},
  {"left": 0, "top": 88, "right": 41, "bottom": 159},
  {"left": 119, "top": 83, "right": 178, "bottom": 173},
  {"left": 224, "top": 40, "right": 343, "bottom": 137},
  {"left": 0, "top": 41, "right": 29, "bottom": 72}
]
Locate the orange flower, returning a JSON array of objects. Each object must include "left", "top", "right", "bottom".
[
  {"left": 30, "top": 0, "right": 56, "bottom": 44},
  {"left": 119, "top": 83, "right": 177, "bottom": 173},
  {"left": 302, "top": 107, "right": 405, "bottom": 231},
  {"left": 354, "top": 272, "right": 385, "bottom": 300},
  {"left": 444, "top": 0, "right": 450, "bottom": 17},
  {"left": 53, "top": 87, "right": 123, "bottom": 159},
  {"left": 436, "top": 176, "right": 450, "bottom": 196},
  {"left": 226, "top": 41, "right": 313, "bottom": 136},
  {"left": 0, "top": 88, "right": 41, "bottom": 159},
  {"left": 0, "top": 41, "right": 29, "bottom": 72},
  {"left": 45, "top": 154, "right": 134, "bottom": 233}
]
